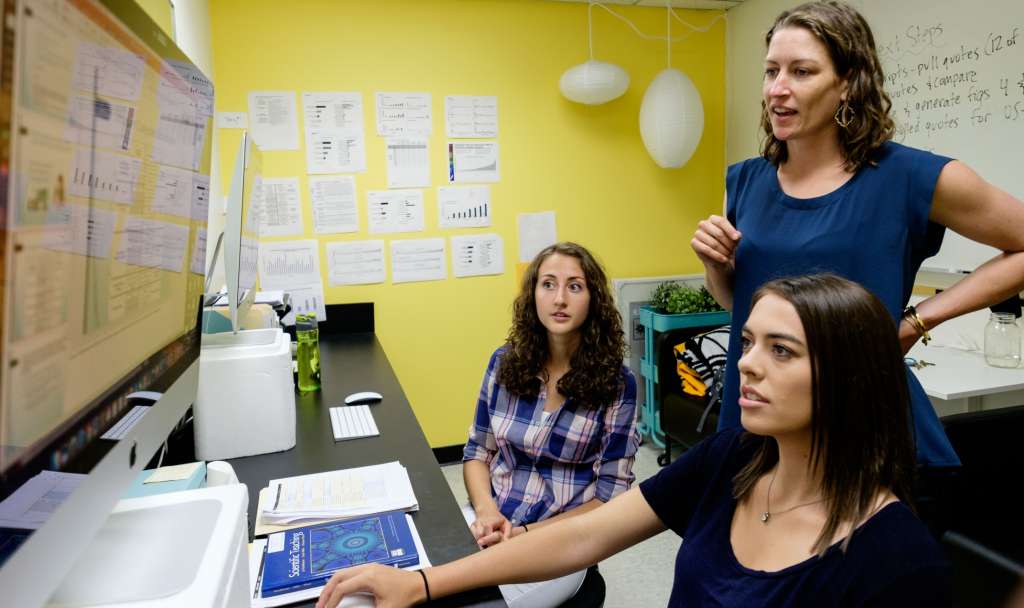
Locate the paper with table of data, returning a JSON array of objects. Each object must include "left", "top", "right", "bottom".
[
  {"left": 309, "top": 175, "right": 358, "bottom": 234},
  {"left": 248, "top": 91, "right": 300, "bottom": 151},
  {"left": 385, "top": 137, "right": 430, "bottom": 188},
  {"left": 256, "top": 178, "right": 303, "bottom": 237}
]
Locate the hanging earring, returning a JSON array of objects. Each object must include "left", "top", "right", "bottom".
[{"left": 834, "top": 100, "right": 854, "bottom": 128}]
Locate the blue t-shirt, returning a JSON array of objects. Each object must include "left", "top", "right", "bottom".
[
  {"left": 720, "top": 142, "right": 960, "bottom": 467},
  {"left": 639, "top": 428, "right": 951, "bottom": 607}
]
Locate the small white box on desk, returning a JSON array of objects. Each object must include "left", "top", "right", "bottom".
[{"left": 195, "top": 328, "right": 296, "bottom": 460}]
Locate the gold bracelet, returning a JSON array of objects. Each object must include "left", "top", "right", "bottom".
[{"left": 902, "top": 305, "right": 931, "bottom": 345}]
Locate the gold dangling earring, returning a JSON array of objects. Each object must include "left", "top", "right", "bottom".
[{"left": 834, "top": 100, "right": 854, "bottom": 128}]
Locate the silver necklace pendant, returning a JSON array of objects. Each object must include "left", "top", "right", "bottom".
[{"left": 760, "top": 511, "right": 770, "bottom": 524}]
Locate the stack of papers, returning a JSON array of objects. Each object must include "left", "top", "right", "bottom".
[
  {"left": 259, "top": 461, "right": 418, "bottom": 525},
  {"left": 0, "top": 471, "right": 86, "bottom": 529}
]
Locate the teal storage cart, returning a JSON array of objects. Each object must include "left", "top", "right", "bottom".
[{"left": 638, "top": 306, "right": 730, "bottom": 449}]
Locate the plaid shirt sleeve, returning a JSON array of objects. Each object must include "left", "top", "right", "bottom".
[
  {"left": 462, "top": 348, "right": 502, "bottom": 464},
  {"left": 594, "top": 367, "right": 641, "bottom": 502}
]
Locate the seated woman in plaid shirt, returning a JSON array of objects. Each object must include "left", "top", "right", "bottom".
[{"left": 460, "top": 241, "right": 640, "bottom": 608}]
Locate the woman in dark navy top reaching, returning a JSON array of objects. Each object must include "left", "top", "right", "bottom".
[
  {"left": 317, "top": 274, "right": 950, "bottom": 608},
  {"left": 691, "top": 0, "right": 1024, "bottom": 470}
]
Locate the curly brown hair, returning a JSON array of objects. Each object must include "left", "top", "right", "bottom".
[
  {"left": 760, "top": 1, "right": 895, "bottom": 172},
  {"left": 497, "top": 242, "right": 626, "bottom": 409}
]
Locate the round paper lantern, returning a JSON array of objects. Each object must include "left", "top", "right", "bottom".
[
  {"left": 639, "top": 68, "right": 704, "bottom": 168},
  {"left": 559, "top": 60, "right": 630, "bottom": 105}
]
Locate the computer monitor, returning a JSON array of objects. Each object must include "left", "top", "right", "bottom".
[
  {"left": 0, "top": 0, "right": 213, "bottom": 604},
  {"left": 222, "top": 130, "right": 262, "bottom": 332}
]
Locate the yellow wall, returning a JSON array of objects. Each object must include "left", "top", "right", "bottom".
[
  {"left": 209, "top": 0, "right": 727, "bottom": 446},
  {"left": 135, "top": 0, "right": 174, "bottom": 39}
]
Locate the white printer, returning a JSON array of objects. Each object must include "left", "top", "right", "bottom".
[{"left": 194, "top": 327, "right": 296, "bottom": 460}]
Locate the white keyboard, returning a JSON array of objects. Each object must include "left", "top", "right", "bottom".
[
  {"left": 101, "top": 405, "right": 150, "bottom": 440},
  {"left": 329, "top": 405, "right": 380, "bottom": 441}
]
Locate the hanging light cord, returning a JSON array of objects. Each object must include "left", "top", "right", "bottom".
[
  {"left": 666, "top": 2, "right": 672, "bottom": 68},
  {"left": 587, "top": 1, "right": 726, "bottom": 46},
  {"left": 588, "top": 2, "right": 595, "bottom": 60}
]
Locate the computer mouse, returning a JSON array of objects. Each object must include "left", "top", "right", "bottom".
[{"left": 344, "top": 391, "right": 383, "bottom": 405}]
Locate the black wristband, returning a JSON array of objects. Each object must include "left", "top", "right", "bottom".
[
  {"left": 418, "top": 569, "right": 431, "bottom": 603},
  {"left": 522, "top": 523, "right": 529, "bottom": 532}
]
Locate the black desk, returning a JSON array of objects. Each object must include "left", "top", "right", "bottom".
[{"left": 227, "top": 333, "right": 505, "bottom": 607}]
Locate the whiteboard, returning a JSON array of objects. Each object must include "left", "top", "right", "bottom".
[{"left": 855, "top": 0, "right": 1024, "bottom": 272}]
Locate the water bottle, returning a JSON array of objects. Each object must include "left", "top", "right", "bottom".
[
  {"left": 295, "top": 313, "right": 321, "bottom": 392},
  {"left": 984, "top": 312, "right": 1021, "bottom": 368}
]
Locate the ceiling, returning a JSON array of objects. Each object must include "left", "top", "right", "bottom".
[{"left": 547, "top": 0, "right": 746, "bottom": 10}]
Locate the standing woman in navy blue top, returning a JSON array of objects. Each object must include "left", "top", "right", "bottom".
[
  {"left": 317, "top": 274, "right": 950, "bottom": 608},
  {"left": 690, "top": 0, "right": 1024, "bottom": 468}
]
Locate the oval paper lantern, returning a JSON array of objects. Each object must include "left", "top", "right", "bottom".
[
  {"left": 559, "top": 60, "right": 630, "bottom": 105},
  {"left": 639, "top": 68, "right": 704, "bottom": 168}
]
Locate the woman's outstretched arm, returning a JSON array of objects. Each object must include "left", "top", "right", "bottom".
[{"left": 316, "top": 486, "right": 666, "bottom": 608}]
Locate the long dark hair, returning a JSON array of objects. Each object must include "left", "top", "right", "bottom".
[
  {"left": 732, "top": 274, "right": 915, "bottom": 555},
  {"left": 498, "top": 242, "right": 626, "bottom": 409},
  {"left": 760, "top": 1, "right": 895, "bottom": 172}
]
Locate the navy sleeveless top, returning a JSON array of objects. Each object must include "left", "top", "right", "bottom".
[{"left": 721, "top": 141, "right": 960, "bottom": 467}]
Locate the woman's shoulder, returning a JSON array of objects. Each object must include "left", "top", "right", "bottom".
[
  {"left": 728, "top": 155, "right": 773, "bottom": 180},
  {"left": 869, "top": 140, "right": 954, "bottom": 169},
  {"left": 846, "top": 502, "right": 949, "bottom": 574},
  {"left": 836, "top": 502, "right": 951, "bottom": 602},
  {"left": 486, "top": 345, "right": 510, "bottom": 373}
]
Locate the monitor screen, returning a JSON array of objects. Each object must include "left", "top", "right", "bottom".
[
  {"left": 223, "top": 130, "right": 262, "bottom": 332},
  {"left": 0, "top": 0, "right": 212, "bottom": 602}
]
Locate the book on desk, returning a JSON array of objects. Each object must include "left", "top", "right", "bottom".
[{"left": 259, "top": 510, "right": 419, "bottom": 598}]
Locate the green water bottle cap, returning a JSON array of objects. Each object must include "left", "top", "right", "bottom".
[{"left": 295, "top": 313, "right": 316, "bottom": 331}]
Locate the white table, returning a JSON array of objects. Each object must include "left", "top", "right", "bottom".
[{"left": 908, "top": 344, "right": 1024, "bottom": 416}]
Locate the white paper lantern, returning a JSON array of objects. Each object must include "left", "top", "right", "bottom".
[
  {"left": 639, "top": 68, "right": 704, "bottom": 168},
  {"left": 559, "top": 60, "right": 630, "bottom": 105}
]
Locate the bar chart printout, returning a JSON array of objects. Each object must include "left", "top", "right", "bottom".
[
  {"left": 438, "top": 186, "right": 491, "bottom": 229},
  {"left": 258, "top": 240, "right": 322, "bottom": 289}
]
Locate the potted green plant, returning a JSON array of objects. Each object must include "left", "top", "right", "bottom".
[
  {"left": 650, "top": 282, "right": 724, "bottom": 315},
  {"left": 641, "top": 282, "right": 729, "bottom": 333}
]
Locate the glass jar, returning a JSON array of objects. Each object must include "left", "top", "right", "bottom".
[
  {"left": 295, "top": 313, "right": 321, "bottom": 392},
  {"left": 984, "top": 312, "right": 1021, "bottom": 368}
]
